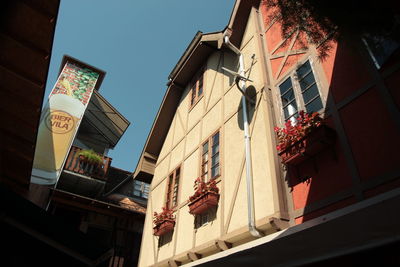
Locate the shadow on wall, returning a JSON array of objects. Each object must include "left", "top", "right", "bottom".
[
  {"left": 158, "top": 230, "right": 174, "bottom": 248},
  {"left": 236, "top": 85, "right": 257, "bottom": 131},
  {"left": 283, "top": 38, "right": 400, "bottom": 223}
]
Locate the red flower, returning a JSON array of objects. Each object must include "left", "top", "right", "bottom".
[
  {"left": 274, "top": 110, "right": 323, "bottom": 152},
  {"left": 189, "top": 178, "right": 219, "bottom": 202},
  {"left": 153, "top": 207, "right": 175, "bottom": 226}
]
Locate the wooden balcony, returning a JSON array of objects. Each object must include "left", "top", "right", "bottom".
[{"left": 63, "top": 146, "right": 112, "bottom": 181}]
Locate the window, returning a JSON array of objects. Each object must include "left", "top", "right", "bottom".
[
  {"left": 362, "top": 35, "right": 399, "bottom": 69},
  {"left": 165, "top": 167, "right": 181, "bottom": 209},
  {"left": 279, "top": 77, "right": 298, "bottom": 122},
  {"left": 190, "top": 68, "right": 204, "bottom": 107},
  {"left": 279, "top": 60, "right": 323, "bottom": 123},
  {"left": 201, "top": 131, "right": 220, "bottom": 182},
  {"left": 158, "top": 231, "right": 173, "bottom": 247},
  {"left": 132, "top": 180, "right": 150, "bottom": 199},
  {"left": 194, "top": 206, "right": 217, "bottom": 229}
]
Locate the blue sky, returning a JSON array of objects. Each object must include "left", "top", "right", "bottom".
[{"left": 45, "top": 1, "right": 235, "bottom": 172}]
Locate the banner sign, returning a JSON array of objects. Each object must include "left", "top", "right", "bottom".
[{"left": 31, "top": 62, "right": 100, "bottom": 185}]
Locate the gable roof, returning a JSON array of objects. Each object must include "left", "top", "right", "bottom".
[{"left": 133, "top": 0, "right": 260, "bottom": 183}]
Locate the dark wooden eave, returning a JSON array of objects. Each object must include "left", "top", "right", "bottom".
[
  {"left": 51, "top": 189, "right": 145, "bottom": 218},
  {"left": 0, "top": 0, "right": 60, "bottom": 191},
  {"left": 168, "top": 31, "right": 225, "bottom": 87},
  {"left": 226, "top": 0, "right": 261, "bottom": 48}
]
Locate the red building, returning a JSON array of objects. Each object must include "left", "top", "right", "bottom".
[
  {"left": 189, "top": 0, "right": 400, "bottom": 265},
  {"left": 259, "top": 0, "right": 400, "bottom": 225}
]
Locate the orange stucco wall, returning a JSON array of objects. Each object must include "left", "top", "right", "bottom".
[{"left": 260, "top": 1, "right": 400, "bottom": 225}]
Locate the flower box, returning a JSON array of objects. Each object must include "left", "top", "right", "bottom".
[
  {"left": 153, "top": 207, "right": 175, "bottom": 236},
  {"left": 188, "top": 191, "right": 220, "bottom": 215},
  {"left": 153, "top": 219, "right": 175, "bottom": 236},
  {"left": 188, "top": 178, "right": 220, "bottom": 215},
  {"left": 274, "top": 111, "right": 336, "bottom": 166},
  {"left": 278, "top": 125, "right": 336, "bottom": 165}
]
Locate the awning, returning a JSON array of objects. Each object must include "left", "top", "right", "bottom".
[
  {"left": 188, "top": 188, "right": 400, "bottom": 266},
  {"left": 79, "top": 90, "right": 130, "bottom": 149}
]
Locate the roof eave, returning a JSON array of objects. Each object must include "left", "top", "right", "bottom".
[{"left": 133, "top": 1, "right": 260, "bottom": 183}]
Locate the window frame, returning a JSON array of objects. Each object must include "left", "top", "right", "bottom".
[
  {"left": 194, "top": 206, "right": 217, "bottom": 229},
  {"left": 277, "top": 58, "right": 325, "bottom": 125},
  {"left": 158, "top": 231, "right": 173, "bottom": 247},
  {"left": 132, "top": 180, "right": 150, "bottom": 199},
  {"left": 362, "top": 36, "right": 400, "bottom": 70},
  {"left": 165, "top": 166, "right": 181, "bottom": 209},
  {"left": 200, "top": 130, "right": 221, "bottom": 183},
  {"left": 189, "top": 67, "right": 205, "bottom": 109}
]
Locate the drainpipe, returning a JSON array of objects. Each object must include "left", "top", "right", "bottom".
[{"left": 223, "top": 34, "right": 264, "bottom": 238}]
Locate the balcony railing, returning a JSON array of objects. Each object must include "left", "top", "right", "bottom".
[{"left": 63, "top": 146, "right": 112, "bottom": 181}]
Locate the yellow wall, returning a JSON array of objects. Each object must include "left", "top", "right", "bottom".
[{"left": 139, "top": 8, "right": 286, "bottom": 266}]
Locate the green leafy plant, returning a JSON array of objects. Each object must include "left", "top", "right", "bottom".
[{"left": 78, "top": 149, "right": 103, "bottom": 165}]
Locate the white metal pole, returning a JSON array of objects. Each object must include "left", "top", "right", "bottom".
[{"left": 224, "top": 35, "right": 263, "bottom": 238}]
